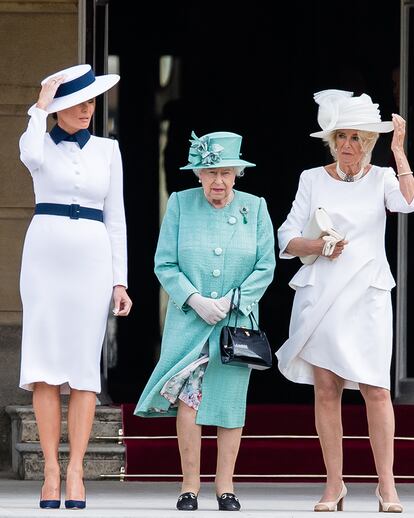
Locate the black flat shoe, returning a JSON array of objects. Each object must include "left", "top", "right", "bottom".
[
  {"left": 217, "top": 493, "right": 241, "bottom": 511},
  {"left": 176, "top": 492, "right": 198, "bottom": 511}
]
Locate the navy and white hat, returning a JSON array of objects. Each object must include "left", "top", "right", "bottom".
[{"left": 31, "top": 64, "right": 120, "bottom": 114}]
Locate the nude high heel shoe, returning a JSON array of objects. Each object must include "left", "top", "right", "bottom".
[
  {"left": 375, "top": 485, "right": 403, "bottom": 513},
  {"left": 314, "top": 481, "right": 347, "bottom": 512}
]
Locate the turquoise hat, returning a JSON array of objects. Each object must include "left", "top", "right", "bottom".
[{"left": 180, "top": 131, "right": 256, "bottom": 170}]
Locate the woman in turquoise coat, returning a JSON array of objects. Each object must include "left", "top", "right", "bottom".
[{"left": 135, "top": 131, "right": 275, "bottom": 511}]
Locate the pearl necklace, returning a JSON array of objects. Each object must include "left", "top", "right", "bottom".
[{"left": 336, "top": 162, "right": 365, "bottom": 182}]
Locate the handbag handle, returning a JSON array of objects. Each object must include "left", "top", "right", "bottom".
[
  {"left": 227, "top": 287, "right": 261, "bottom": 333},
  {"left": 227, "top": 287, "right": 241, "bottom": 328}
]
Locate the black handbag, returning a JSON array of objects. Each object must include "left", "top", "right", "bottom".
[{"left": 219, "top": 287, "right": 273, "bottom": 370}]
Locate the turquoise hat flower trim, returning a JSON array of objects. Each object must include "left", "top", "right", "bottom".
[{"left": 188, "top": 131, "right": 224, "bottom": 167}]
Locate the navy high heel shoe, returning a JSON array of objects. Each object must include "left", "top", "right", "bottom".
[
  {"left": 39, "top": 481, "right": 61, "bottom": 509},
  {"left": 39, "top": 498, "right": 61, "bottom": 509},
  {"left": 65, "top": 474, "right": 86, "bottom": 509},
  {"left": 65, "top": 499, "right": 86, "bottom": 509}
]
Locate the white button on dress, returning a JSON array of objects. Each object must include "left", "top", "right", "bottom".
[
  {"left": 228, "top": 216, "right": 237, "bottom": 225},
  {"left": 212, "top": 269, "right": 221, "bottom": 277},
  {"left": 214, "top": 247, "right": 223, "bottom": 255},
  {"left": 210, "top": 291, "right": 218, "bottom": 298}
]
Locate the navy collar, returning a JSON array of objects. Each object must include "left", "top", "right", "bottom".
[{"left": 50, "top": 125, "right": 91, "bottom": 149}]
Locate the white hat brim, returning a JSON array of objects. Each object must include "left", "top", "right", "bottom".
[
  {"left": 29, "top": 74, "right": 120, "bottom": 114},
  {"left": 310, "top": 121, "right": 394, "bottom": 138}
]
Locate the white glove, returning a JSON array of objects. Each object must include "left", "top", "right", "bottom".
[
  {"left": 322, "top": 235, "right": 338, "bottom": 257},
  {"left": 187, "top": 293, "right": 228, "bottom": 325},
  {"left": 216, "top": 296, "right": 232, "bottom": 314},
  {"left": 321, "top": 228, "right": 344, "bottom": 257}
]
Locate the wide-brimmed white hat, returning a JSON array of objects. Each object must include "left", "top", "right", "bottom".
[
  {"left": 310, "top": 89, "right": 393, "bottom": 138},
  {"left": 30, "top": 64, "right": 120, "bottom": 114}
]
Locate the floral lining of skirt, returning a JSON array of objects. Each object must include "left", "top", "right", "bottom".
[{"left": 159, "top": 353, "right": 209, "bottom": 411}]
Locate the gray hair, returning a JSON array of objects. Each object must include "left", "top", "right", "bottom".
[
  {"left": 324, "top": 130, "right": 379, "bottom": 168},
  {"left": 193, "top": 166, "right": 245, "bottom": 178}
]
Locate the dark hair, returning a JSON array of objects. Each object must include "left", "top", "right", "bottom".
[{"left": 52, "top": 113, "right": 57, "bottom": 120}]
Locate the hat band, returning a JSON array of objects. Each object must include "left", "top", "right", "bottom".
[{"left": 54, "top": 69, "right": 96, "bottom": 98}]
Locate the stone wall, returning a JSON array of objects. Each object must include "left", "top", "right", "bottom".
[{"left": 0, "top": 0, "right": 79, "bottom": 470}]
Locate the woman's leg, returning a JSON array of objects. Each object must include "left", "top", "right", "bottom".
[
  {"left": 359, "top": 384, "right": 400, "bottom": 503},
  {"left": 33, "top": 382, "right": 62, "bottom": 500},
  {"left": 215, "top": 426, "right": 243, "bottom": 495},
  {"left": 176, "top": 400, "right": 202, "bottom": 494},
  {"left": 66, "top": 389, "right": 96, "bottom": 500},
  {"left": 313, "top": 366, "right": 345, "bottom": 502}
]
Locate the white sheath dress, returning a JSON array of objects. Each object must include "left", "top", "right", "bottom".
[
  {"left": 19, "top": 106, "right": 127, "bottom": 394},
  {"left": 276, "top": 166, "right": 414, "bottom": 390}
]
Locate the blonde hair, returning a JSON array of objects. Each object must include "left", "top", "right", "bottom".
[{"left": 324, "top": 130, "right": 379, "bottom": 168}]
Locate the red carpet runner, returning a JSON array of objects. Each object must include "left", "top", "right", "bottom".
[{"left": 121, "top": 403, "right": 414, "bottom": 482}]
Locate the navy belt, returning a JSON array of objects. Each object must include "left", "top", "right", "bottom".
[{"left": 34, "top": 203, "right": 104, "bottom": 222}]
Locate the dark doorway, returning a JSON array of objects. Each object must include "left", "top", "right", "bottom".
[{"left": 106, "top": 1, "right": 401, "bottom": 405}]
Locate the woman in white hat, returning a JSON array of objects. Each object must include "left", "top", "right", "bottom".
[
  {"left": 276, "top": 90, "right": 413, "bottom": 513},
  {"left": 135, "top": 131, "right": 275, "bottom": 511},
  {"left": 19, "top": 64, "right": 132, "bottom": 509}
]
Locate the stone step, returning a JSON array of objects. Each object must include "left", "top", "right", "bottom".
[
  {"left": 5, "top": 405, "right": 124, "bottom": 480},
  {"left": 6, "top": 404, "right": 122, "bottom": 443},
  {"left": 15, "top": 442, "right": 124, "bottom": 480}
]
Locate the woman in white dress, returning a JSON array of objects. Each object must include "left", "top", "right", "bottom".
[
  {"left": 276, "top": 90, "right": 414, "bottom": 513},
  {"left": 19, "top": 64, "right": 132, "bottom": 509}
]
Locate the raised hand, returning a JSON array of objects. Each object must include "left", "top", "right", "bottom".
[
  {"left": 36, "top": 75, "right": 66, "bottom": 111},
  {"left": 391, "top": 113, "right": 406, "bottom": 153}
]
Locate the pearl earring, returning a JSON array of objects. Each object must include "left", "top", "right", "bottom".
[{"left": 198, "top": 179, "right": 201, "bottom": 183}]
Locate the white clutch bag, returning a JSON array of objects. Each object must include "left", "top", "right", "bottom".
[{"left": 300, "top": 207, "right": 344, "bottom": 265}]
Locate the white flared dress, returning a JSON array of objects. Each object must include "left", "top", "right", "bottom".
[
  {"left": 19, "top": 106, "right": 127, "bottom": 394},
  {"left": 276, "top": 166, "right": 414, "bottom": 390}
]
